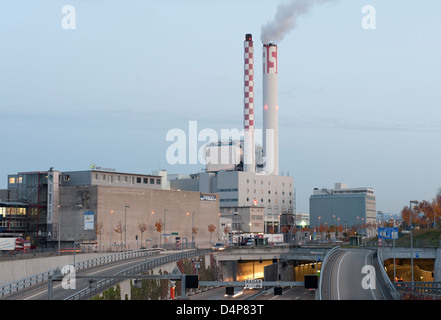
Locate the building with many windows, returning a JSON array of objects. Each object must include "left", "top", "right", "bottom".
[
  {"left": 169, "top": 170, "right": 294, "bottom": 234},
  {"left": 309, "top": 183, "right": 376, "bottom": 238}
]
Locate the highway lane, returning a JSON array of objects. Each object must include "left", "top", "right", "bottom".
[
  {"left": 190, "top": 287, "right": 261, "bottom": 300},
  {"left": 190, "top": 286, "right": 315, "bottom": 301},
  {"left": 321, "top": 248, "right": 392, "bottom": 300},
  {"left": 2, "top": 254, "right": 161, "bottom": 300},
  {"left": 255, "top": 287, "right": 315, "bottom": 300}
]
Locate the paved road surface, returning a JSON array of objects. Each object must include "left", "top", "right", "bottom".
[{"left": 320, "top": 248, "right": 393, "bottom": 300}]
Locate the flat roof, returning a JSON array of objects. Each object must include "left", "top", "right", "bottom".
[{"left": 65, "top": 170, "right": 162, "bottom": 178}]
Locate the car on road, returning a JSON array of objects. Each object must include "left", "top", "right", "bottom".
[{"left": 211, "top": 243, "right": 228, "bottom": 251}]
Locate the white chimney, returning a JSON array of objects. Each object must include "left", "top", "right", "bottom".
[{"left": 262, "top": 43, "right": 279, "bottom": 175}]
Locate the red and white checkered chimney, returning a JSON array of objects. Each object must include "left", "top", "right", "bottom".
[{"left": 243, "top": 33, "right": 255, "bottom": 173}]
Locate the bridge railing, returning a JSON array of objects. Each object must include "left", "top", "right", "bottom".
[
  {"left": 0, "top": 248, "right": 162, "bottom": 298},
  {"left": 318, "top": 246, "right": 340, "bottom": 300},
  {"left": 376, "top": 249, "right": 399, "bottom": 300},
  {"left": 394, "top": 281, "right": 441, "bottom": 300},
  {"left": 63, "top": 248, "right": 214, "bottom": 300}
]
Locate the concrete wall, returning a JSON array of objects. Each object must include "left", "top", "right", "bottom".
[{"left": 434, "top": 249, "right": 441, "bottom": 282}]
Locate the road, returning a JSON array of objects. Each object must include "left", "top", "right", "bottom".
[
  {"left": 190, "top": 286, "right": 315, "bottom": 301},
  {"left": 2, "top": 254, "right": 161, "bottom": 300},
  {"left": 320, "top": 248, "right": 394, "bottom": 300}
]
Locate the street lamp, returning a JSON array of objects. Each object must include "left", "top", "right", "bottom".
[
  {"left": 109, "top": 210, "right": 114, "bottom": 251},
  {"left": 73, "top": 204, "right": 83, "bottom": 265},
  {"left": 163, "top": 209, "right": 168, "bottom": 249},
  {"left": 192, "top": 212, "right": 196, "bottom": 247},
  {"left": 58, "top": 205, "right": 61, "bottom": 254},
  {"left": 124, "top": 205, "right": 130, "bottom": 251},
  {"left": 409, "top": 200, "right": 418, "bottom": 295}
]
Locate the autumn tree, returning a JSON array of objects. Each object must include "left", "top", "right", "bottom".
[
  {"left": 401, "top": 189, "right": 441, "bottom": 229},
  {"left": 96, "top": 220, "right": 103, "bottom": 251},
  {"left": 138, "top": 222, "right": 147, "bottom": 248},
  {"left": 155, "top": 220, "right": 164, "bottom": 247},
  {"left": 208, "top": 224, "right": 216, "bottom": 246},
  {"left": 192, "top": 227, "right": 198, "bottom": 245},
  {"left": 114, "top": 221, "right": 123, "bottom": 251}
]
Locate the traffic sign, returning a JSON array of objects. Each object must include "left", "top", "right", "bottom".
[
  {"left": 244, "top": 279, "right": 263, "bottom": 289},
  {"left": 378, "top": 227, "right": 398, "bottom": 240}
]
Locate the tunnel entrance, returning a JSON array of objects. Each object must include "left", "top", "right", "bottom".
[{"left": 384, "top": 258, "right": 434, "bottom": 282}]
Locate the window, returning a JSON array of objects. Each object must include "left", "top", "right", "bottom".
[
  {"left": 150, "top": 178, "right": 155, "bottom": 184},
  {"left": 156, "top": 179, "right": 161, "bottom": 184},
  {"left": 143, "top": 178, "right": 148, "bottom": 184},
  {"left": 63, "top": 175, "right": 70, "bottom": 182},
  {"left": 136, "top": 177, "right": 142, "bottom": 183},
  {"left": 9, "top": 177, "right": 15, "bottom": 184}
]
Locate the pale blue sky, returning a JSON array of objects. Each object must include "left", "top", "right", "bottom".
[{"left": 1, "top": 0, "right": 440, "bottom": 215}]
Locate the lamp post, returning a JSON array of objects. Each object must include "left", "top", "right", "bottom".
[
  {"left": 163, "top": 209, "right": 168, "bottom": 249},
  {"left": 124, "top": 205, "right": 130, "bottom": 251},
  {"left": 58, "top": 205, "right": 61, "bottom": 254},
  {"left": 73, "top": 204, "right": 83, "bottom": 266},
  {"left": 109, "top": 210, "right": 114, "bottom": 251},
  {"left": 409, "top": 200, "right": 418, "bottom": 295}
]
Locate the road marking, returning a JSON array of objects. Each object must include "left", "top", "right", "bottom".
[
  {"left": 364, "top": 250, "right": 377, "bottom": 300},
  {"left": 336, "top": 251, "right": 350, "bottom": 300}
]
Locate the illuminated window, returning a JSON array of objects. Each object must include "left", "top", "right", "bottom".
[{"left": 9, "top": 177, "right": 15, "bottom": 184}]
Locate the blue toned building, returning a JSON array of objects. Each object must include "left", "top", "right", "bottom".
[{"left": 309, "top": 183, "right": 376, "bottom": 238}]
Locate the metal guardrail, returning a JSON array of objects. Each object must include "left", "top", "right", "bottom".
[
  {"left": 63, "top": 248, "right": 214, "bottom": 300},
  {"left": 318, "top": 246, "right": 340, "bottom": 300},
  {"left": 0, "top": 249, "right": 162, "bottom": 298},
  {"left": 394, "top": 281, "right": 441, "bottom": 294},
  {"left": 376, "top": 249, "right": 399, "bottom": 300}
]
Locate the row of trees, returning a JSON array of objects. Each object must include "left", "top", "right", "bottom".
[
  {"left": 96, "top": 220, "right": 218, "bottom": 249},
  {"left": 401, "top": 189, "right": 441, "bottom": 228}
]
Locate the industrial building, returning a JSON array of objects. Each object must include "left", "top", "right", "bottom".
[
  {"left": 168, "top": 34, "right": 295, "bottom": 236},
  {"left": 0, "top": 168, "right": 220, "bottom": 250},
  {"left": 309, "top": 183, "right": 377, "bottom": 238}
]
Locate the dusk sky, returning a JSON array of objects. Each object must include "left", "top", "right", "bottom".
[{"left": 1, "top": 0, "right": 440, "bottom": 216}]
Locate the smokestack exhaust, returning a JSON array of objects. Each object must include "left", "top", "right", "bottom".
[
  {"left": 262, "top": 43, "right": 278, "bottom": 175},
  {"left": 243, "top": 33, "right": 255, "bottom": 173}
]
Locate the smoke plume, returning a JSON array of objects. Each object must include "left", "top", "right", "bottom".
[{"left": 260, "top": 0, "right": 335, "bottom": 44}]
